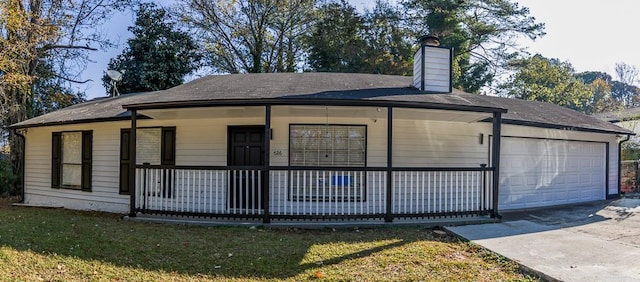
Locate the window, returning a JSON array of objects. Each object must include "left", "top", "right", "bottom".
[
  {"left": 137, "top": 128, "right": 162, "bottom": 165},
  {"left": 52, "top": 131, "right": 92, "bottom": 191},
  {"left": 62, "top": 132, "right": 82, "bottom": 186},
  {"left": 288, "top": 125, "right": 366, "bottom": 202},
  {"left": 290, "top": 125, "right": 366, "bottom": 167},
  {"left": 119, "top": 127, "right": 175, "bottom": 195}
]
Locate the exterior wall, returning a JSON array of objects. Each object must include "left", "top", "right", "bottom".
[
  {"left": 22, "top": 106, "right": 621, "bottom": 214},
  {"left": 24, "top": 107, "right": 493, "bottom": 213},
  {"left": 24, "top": 121, "right": 130, "bottom": 212},
  {"left": 393, "top": 119, "right": 491, "bottom": 167},
  {"left": 23, "top": 117, "right": 268, "bottom": 213},
  {"left": 501, "top": 124, "right": 620, "bottom": 196}
]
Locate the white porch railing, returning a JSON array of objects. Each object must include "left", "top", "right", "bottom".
[
  {"left": 392, "top": 170, "right": 491, "bottom": 217},
  {"left": 269, "top": 170, "right": 386, "bottom": 219},
  {"left": 134, "top": 166, "right": 493, "bottom": 221}
]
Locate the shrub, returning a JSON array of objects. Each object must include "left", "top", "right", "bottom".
[
  {"left": 0, "top": 156, "right": 19, "bottom": 196},
  {"left": 622, "top": 141, "right": 640, "bottom": 161}
]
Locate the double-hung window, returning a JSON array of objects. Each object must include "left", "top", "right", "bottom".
[
  {"left": 51, "top": 131, "right": 92, "bottom": 191},
  {"left": 290, "top": 125, "right": 366, "bottom": 167},
  {"left": 289, "top": 125, "right": 366, "bottom": 201},
  {"left": 119, "top": 127, "right": 176, "bottom": 195}
]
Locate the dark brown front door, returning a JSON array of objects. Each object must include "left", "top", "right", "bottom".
[{"left": 228, "top": 126, "right": 264, "bottom": 211}]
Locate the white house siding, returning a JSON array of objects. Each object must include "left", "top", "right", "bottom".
[
  {"left": 391, "top": 117, "right": 492, "bottom": 214},
  {"left": 24, "top": 121, "right": 130, "bottom": 212},
  {"left": 392, "top": 119, "right": 492, "bottom": 167},
  {"left": 499, "top": 125, "right": 620, "bottom": 210},
  {"left": 135, "top": 107, "right": 495, "bottom": 215},
  {"left": 22, "top": 106, "right": 621, "bottom": 215}
]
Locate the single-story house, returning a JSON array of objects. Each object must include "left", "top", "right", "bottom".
[{"left": 11, "top": 38, "right": 633, "bottom": 223}]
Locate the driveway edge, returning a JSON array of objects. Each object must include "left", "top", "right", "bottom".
[{"left": 443, "top": 225, "right": 559, "bottom": 282}]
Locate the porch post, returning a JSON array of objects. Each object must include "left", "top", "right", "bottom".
[
  {"left": 385, "top": 107, "right": 393, "bottom": 222},
  {"left": 263, "top": 105, "right": 271, "bottom": 223},
  {"left": 491, "top": 111, "right": 502, "bottom": 218},
  {"left": 128, "top": 109, "right": 137, "bottom": 217}
]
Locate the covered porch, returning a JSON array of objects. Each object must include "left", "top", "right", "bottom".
[{"left": 126, "top": 102, "right": 504, "bottom": 223}]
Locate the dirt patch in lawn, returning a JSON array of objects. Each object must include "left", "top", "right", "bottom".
[{"left": 0, "top": 196, "right": 20, "bottom": 208}]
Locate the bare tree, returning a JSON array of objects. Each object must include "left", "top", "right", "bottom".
[
  {"left": 177, "top": 0, "right": 315, "bottom": 73},
  {"left": 615, "top": 62, "right": 639, "bottom": 86}
]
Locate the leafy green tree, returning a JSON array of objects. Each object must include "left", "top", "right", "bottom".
[
  {"left": 586, "top": 78, "right": 620, "bottom": 114},
  {"left": 500, "top": 54, "right": 592, "bottom": 112},
  {"left": 404, "top": 0, "right": 545, "bottom": 92},
  {"left": 305, "top": 0, "right": 413, "bottom": 75},
  {"left": 103, "top": 3, "right": 200, "bottom": 95},
  {"left": 179, "top": 0, "right": 315, "bottom": 73},
  {"left": 360, "top": 0, "right": 414, "bottom": 75},
  {"left": 576, "top": 71, "right": 612, "bottom": 85},
  {"left": 305, "top": 0, "right": 367, "bottom": 72},
  {"left": 576, "top": 69, "right": 640, "bottom": 108}
]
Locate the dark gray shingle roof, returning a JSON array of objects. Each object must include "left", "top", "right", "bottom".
[
  {"left": 473, "top": 95, "right": 633, "bottom": 134},
  {"left": 11, "top": 73, "right": 633, "bottom": 135}
]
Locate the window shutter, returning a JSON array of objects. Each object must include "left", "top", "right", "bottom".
[
  {"left": 51, "top": 132, "right": 62, "bottom": 188},
  {"left": 81, "top": 131, "right": 93, "bottom": 191},
  {"left": 119, "top": 129, "right": 131, "bottom": 194},
  {"left": 161, "top": 127, "right": 176, "bottom": 165}
]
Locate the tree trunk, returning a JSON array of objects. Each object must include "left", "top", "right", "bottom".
[{"left": 6, "top": 88, "right": 28, "bottom": 197}]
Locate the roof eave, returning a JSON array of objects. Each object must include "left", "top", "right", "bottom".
[
  {"left": 121, "top": 98, "right": 508, "bottom": 114},
  {"left": 9, "top": 115, "right": 152, "bottom": 129},
  {"left": 488, "top": 118, "right": 636, "bottom": 136}
]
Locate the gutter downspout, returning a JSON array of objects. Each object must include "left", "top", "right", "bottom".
[
  {"left": 13, "top": 128, "right": 26, "bottom": 203},
  {"left": 618, "top": 135, "right": 632, "bottom": 198}
]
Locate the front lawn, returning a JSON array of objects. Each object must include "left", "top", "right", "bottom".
[{"left": 0, "top": 202, "right": 534, "bottom": 281}]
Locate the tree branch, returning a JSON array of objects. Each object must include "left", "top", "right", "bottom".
[
  {"left": 40, "top": 44, "right": 98, "bottom": 52},
  {"left": 53, "top": 74, "right": 93, "bottom": 84}
]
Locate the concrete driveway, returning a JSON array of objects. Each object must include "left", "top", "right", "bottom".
[{"left": 445, "top": 199, "right": 640, "bottom": 282}]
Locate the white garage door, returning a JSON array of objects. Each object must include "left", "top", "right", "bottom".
[{"left": 499, "top": 137, "right": 606, "bottom": 210}]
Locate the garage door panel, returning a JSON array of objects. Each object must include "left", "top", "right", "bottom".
[
  {"left": 568, "top": 159, "right": 580, "bottom": 169},
  {"left": 567, "top": 174, "right": 580, "bottom": 184},
  {"left": 500, "top": 138, "right": 606, "bottom": 210}
]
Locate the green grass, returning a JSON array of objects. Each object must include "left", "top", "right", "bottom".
[{"left": 0, "top": 203, "right": 535, "bottom": 281}]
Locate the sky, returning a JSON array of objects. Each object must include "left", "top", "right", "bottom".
[{"left": 78, "top": 0, "right": 640, "bottom": 99}]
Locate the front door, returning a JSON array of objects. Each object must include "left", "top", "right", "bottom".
[{"left": 228, "top": 126, "right": 264, "bottom": 211}]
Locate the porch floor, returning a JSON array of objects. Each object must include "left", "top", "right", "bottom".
[{"left": 123, "top": 214, "right": 499, "bottom": 229}]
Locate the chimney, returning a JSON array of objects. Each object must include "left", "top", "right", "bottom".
[{"left": 412, "top": 35, "right": 453, "bottom": 93}]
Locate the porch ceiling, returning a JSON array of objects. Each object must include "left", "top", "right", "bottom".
[
  {"left": 394, "top": 108, "right": 493, "bottom": 123},
  {"left": 139, "top": 107, "right": 266, "bottom": 120},
  {"left": 273, "top": 106, "right": 387, "bottom": 119},
  {"left": 139, "top": 106, "right": 492, "bottom": 123}
]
